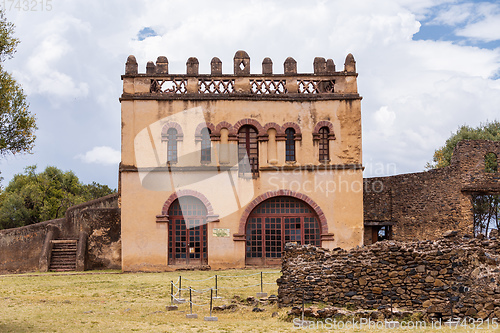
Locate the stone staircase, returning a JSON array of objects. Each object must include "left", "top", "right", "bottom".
[{"left": 49, "top": 239, "right": 78, "bottom": 272}]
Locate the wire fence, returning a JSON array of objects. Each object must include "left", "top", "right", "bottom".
[{"left": 166, "top": 270, "right": 281, "bottom": 318}]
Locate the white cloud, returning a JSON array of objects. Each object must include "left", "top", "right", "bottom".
[
  {"left": 76, "top": 146, "right": 121, "bottom": 165},
  {"left": 431, "top": 3, "right": 475, "bottom": 26},
  {"left": 12, "top": 15, "right": 91, "bottom": 99},
  {"left": 457, "top": 13, "right": 500, "bottom": 42},
  {"left": 428, "top": 2, "right": 500, "bottom": 42},
  {"left": 373, "top": 106, "right": 396, "bottom": 132},
  {"left": 1, "top": 0, "right": 500, "bottom": 187}
]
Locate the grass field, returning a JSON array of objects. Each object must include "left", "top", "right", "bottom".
[{"left": 1, "top": 269, "right": 499, "bottom": 332}]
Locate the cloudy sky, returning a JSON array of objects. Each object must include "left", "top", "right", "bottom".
[{"left": 1, "top": 0, "right": 499, "bottom": 188}]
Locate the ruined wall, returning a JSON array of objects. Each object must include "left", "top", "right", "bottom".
[
  {"left": 278, "top": 235, "right": 500, "bottom": 320},
  {"left": 0, "top": 194, "right": 120, "bottom": 274},
  {"left": 363, "top": 140, "right": 500, "bottom": 242},
  {"left": 64, "top": 194, "right": 120, "bottom": 238},
  {"left": 0, "top": 218, "right": 65, "bottom": 274},
  {"left": 363, "top": 167, "right": 472, "bottom": 242},
  {"left": 81, "top": 208, "right": 121, "bottom": 270}
]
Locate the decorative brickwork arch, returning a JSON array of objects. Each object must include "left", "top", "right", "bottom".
[
  {"left": 263, "top": 122, "right": 283, "bottom": 136},
  {"left": 237, "top": 190, "right": 327, "bottom": 236},
  {"left": 194, "top": 122, "right": 216, "bottom": 141},
  {"left": 282, "top": 122, "right": 302, "bottom": 140},
  {"left": 160, "top": 190, "right": 217, "bottom": 221},
  {"left": 313, "top": 121, "right": 335, "bottom": 140},
  {"left": 161, "top": 122, "right": 184, "bottom": 141},
  {"left": 215, "top": 121, "right": 234, "bottom": 136},
  {"left": 242, "top": 192, "right": 326, "bottom": 266},
  {"left": 233, "top": 118, "right": 264, "bottom": 136}
]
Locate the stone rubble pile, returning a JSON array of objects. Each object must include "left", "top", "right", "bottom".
[{"left": 277, "top": 232, "right": 500, "bottom": 320}]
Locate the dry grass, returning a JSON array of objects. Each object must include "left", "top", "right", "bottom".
[{"left": 0, "top": 269, "right": 498, "bottom": 332}]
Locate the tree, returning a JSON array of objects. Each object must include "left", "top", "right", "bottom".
[
  {"left": 0, "top": 9, "right": 36, "bottom": 157},
  {"left": 0, "top": 165, "right": 116, "bottom": 229},
  {"left": 427, "top": 120, "right": 500, "bottom": 236},
  {"left": 426, "top": 121, "right": 500, "bottom": 169}
]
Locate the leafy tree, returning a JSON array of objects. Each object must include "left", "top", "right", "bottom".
[
  {"left": 427, "top": 120, "right": 500, "bottom": 236},
  {"left": 426, "top": 120, "right": 500, "bottom": 169},
  {"left": 0, "top": 165, "right": 116, "bottom": 229},
  {"left": 0, "top": 9, "right": 36, "bottom": 157}
]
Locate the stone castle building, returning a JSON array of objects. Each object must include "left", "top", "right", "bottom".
[
  {"left": 1, "top": 51, "right": 499, "bottom": 274},
  {"left": 119, "top": 51, "right": 363, "bottom": 271}
]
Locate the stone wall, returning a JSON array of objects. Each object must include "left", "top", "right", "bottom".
[
  {"left": 80, "top": 208, "right": 121, "bottom": 270},
  {"left": 363, "top": 140, "right": 500, "bottom": 243},
  {"left": 0, "top": 218, "right": 65, "bottom": 274},
  {"left": 278, "top": 234, "right": 500, "bottom": 320},
  {"left": 0, "top": 194, "right": 121, "bottom": 274}
]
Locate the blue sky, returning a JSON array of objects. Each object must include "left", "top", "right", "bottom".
[{"left": 0, "top": 0, "right": 499, "bottom": 188}]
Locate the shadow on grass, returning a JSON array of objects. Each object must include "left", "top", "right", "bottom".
[{"left": 0, "top": 322, "right": 37, "bottom": 333}]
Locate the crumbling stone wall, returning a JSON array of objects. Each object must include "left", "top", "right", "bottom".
[
  {"left": 278, "top": 235, "right": 500, "bottom": 320},
  {"left": 82, "top": 208, "right": 121, "bottom": 270},
  {"left": 364, "top": 140, "right": 500, "bottom": 243},
  {"left": 0, "top": 194, "right": 121, "bottom": 274},
  {"left": 0, "top": 218, "right": 65, "bottom": 274}
]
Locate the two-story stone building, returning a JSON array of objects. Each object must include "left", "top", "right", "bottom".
[{"left": 119, "top": 51, "right": 363, "bottom": 271}]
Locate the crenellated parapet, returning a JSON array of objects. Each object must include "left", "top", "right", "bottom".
[{"left": 121, "top": 50, "right": 360, "bottom": 100}]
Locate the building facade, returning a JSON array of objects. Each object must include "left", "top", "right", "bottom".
[{"left": 120, "top": 51, "right": 363, "bottom": 271}]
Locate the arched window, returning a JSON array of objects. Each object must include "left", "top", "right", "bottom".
[
  {"left": 200, "top": 128, "right": 211, "bottom": 163},
  {"left": 167, "top": 128, "right": 178, "bottom": 163},
  {"left": 238, "top": 125, "right": 258, "bottom": 177},
  {"left": 318, "top": 127, "right": 329, "bottom": 162},
  {"left": 485, "top": 152, "right": 498, "bottom": 173},
  {"left": 285, "top": 128, "right": 296, "bottom": 161}
]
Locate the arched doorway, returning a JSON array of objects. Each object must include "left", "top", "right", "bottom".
[
  {"left": 245, "top": 196, "right": 321, "bottom": 266},
  {"left": 168, "top": 196, "right": 208, "bottom": 265}
]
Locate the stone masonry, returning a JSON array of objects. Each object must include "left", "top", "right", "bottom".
[
  {"left": 363, "top": 140, "right": 500, "bottom": 244},
  {"left": 278, "top": 233, "right": 500, "bottom": 321}
]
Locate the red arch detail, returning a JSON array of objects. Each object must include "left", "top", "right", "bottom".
[
  {"left": 194, "top": 122, "right": 216, "bottom": 137},
  {"left": 282, "top": 122, "right": 302, "bottom": 135},
  {"left": 161, "top": 122, "right": 184, "bottom": 141},
  {"left": 161, "top": 190, "right": 215, "bottom": 218},
  {"left": 313, "top": 121, "right": 334, "bottom": 135},
  {"left": 238, "top": 190, "right": 328, "bottom": 235},
  {"left": 215, "top": 121, "right": 234, "bottom": 136},
  {"left": 233, "top": 118, "right": 264, "bottom": 136},
  {"left": 263, "top": 122, "right": 283, "bottom": 135}
]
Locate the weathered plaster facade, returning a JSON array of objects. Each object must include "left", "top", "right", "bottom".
[{"left": 120, "top": 51, "right": 363, "bottom": 271}]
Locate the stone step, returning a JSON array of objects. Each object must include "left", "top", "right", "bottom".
[
  {"left": 52, "top": 244, "right": 76, "bottom": 248},
  {"left": 49, "top": 239, "right": 78, "bottom": 272},
  {"left": 51, "top": 256, "right": 76, "bottom": 261},
  {"left": 50, "top": 258, "right": 76, "bottom": 262},
  {"left": 51, "top": 240, "right": 77, "bottom": 244},
  {"left": 50, "top": 265, "right": 76, "bottom": 268}
]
